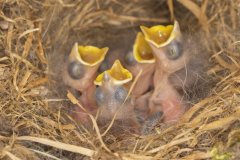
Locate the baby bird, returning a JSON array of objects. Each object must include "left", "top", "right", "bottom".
[
  {"left": 94, "top": 60, "right": 140, "bottom": 131},
  {"left": 124, "top": 32, "right": 155, "bottom": 97},
  {"left": 141, "top": 21, "right": 189, "bottom": 123},
  {"left": 123, "top": 32, "right": 159, "bottom": 131},
  {"left": 63, "top": 43, "right": 108, "bottom": 124}
]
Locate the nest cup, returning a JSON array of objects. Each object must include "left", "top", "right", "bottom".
[{"left": 0, "top": 0, "right": 240, "bottom": 159}]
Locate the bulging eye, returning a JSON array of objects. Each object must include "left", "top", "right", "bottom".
[
  {"left": 95, "top": 87, "right": 105, "bottom": 105},
  {"left": 68, "top": 61, "right": 85, "bottom": 79},
  {"left": 114, "top": 86, "right": 128, "bottom": 103},
  {"left": 166, "top": 41, "right": 183, "bottom": 60},
  {"left": 124, "top": 51, "right": 136, "bottom": 66}
]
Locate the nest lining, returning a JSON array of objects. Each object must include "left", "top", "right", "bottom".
[{"left": 0, "top": 0, "right": 240, "bottom": 159}]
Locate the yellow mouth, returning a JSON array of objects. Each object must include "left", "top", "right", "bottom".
[
  {"left": 140, "top": 21, "right": 180, "bottom": 48},
  {"left": 69, "top": 43, "right": 108, "bottom": 67},
  {"left": 94, "top": 60, "right": 133, "bottom": 86},
  {"left": 133, "top": 32, "right": 155, "bottom": 63}
]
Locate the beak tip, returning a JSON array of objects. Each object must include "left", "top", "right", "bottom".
[{"left": 103, "top": 71, "right": 110, "bottom": 82}]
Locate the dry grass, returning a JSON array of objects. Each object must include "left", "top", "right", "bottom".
[{"left": 0, "top": 0, "right": 240, "bottom": 159}]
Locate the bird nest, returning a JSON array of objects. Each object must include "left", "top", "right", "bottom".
[{"left": 0, "top": 0, "right": 240, "bottom": 159}]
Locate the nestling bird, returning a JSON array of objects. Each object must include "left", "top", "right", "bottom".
[
  {"left": 63, "top": 43, "right": 108, "bottom": 124},
  {"left": 124, "top": 32, "right": 155, "bottom": 97},
  {"left": 141, "top": 21, "right": 190, "bottom": 123},
  {"left": 94, "top": 60, "right": 141, "bottom": 131}
]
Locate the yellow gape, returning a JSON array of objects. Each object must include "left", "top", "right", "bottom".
[
  {"left": 133, "top": 32, "right": 155, "bottom": 63},
  {"left": 69, "top": 43, "right": 108, "bottom": 66},
  {"left": 94, "top": 60, "right": 132, "bottom": 86},
  {"left": 140, "top": 21, "right": 181, "bottom": 48}
]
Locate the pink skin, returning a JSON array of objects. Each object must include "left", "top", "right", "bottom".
[
  {"left": 133, "top": 92, "right": 152, "bottom": 124},
  {"left": 126, "top": 63, "right": 155, "bottom": 97},
  {"left": 73, "top": 86, "right": 97, "bottom": 127},
  {"left": 148, "top": 39, "right": 190, "bottom": 123},
  {"left": 63, "top": 61, "right": 100, "bottom": 125},
  {"left": 127, "top": 64, "right": 155, "bottom": 129},
  {"left": 149, "top": 69, "right": 186, "bottom": 122},
  {"left": 70, "top": 87, "right": 99, "bottom": 128},
  {"left": 123, "top": 53, "right": 155, "bottom": 125}
]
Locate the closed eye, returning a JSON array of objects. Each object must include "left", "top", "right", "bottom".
[
  {"left": 67, "top": 61, "right": 85, "bottom": 79},
  {"left": 165, "top": 41, "right": 183, "bottom": 60},
  {"left": 95, "top": 87, "right": 105, "bottom": 105},
  {"left": 114, "top": 86, "right": 128, "bottom": 103}
]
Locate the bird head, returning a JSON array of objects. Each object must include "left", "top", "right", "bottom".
[
  {"left": 63, "top": 43, "right": 108, "bottom": 91},
  {"left": 140, "top": 21, "right": 189, "bottom": 74}
]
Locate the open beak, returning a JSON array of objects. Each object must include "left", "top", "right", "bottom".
[
  {"left": 133, "top": 32, "right": 155, "bottom": 63},
  {"left": 69, "top": 43, "right": 108, "bottom": 67},
  {"left": 140, "top": 20, "right": 181, "bottom": 48},
  {"left": 94, "top": 60, "right": 132, "bottom": 86}
]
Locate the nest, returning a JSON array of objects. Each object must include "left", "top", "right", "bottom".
[{"left": 0, "top": 0, "right": 240, "bottom": 159}]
